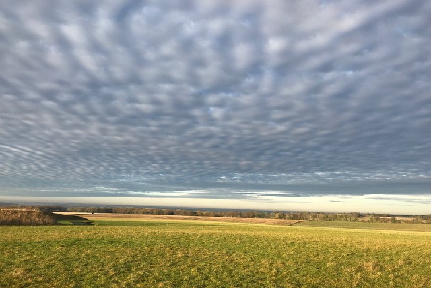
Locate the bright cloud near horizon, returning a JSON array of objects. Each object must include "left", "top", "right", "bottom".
[{"left": 0, "top": 0, "right": 430, "bottom": 214}]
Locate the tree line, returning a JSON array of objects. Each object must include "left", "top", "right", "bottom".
[{"left": 1, "top": 204, "right": 430, "bottom": 224}]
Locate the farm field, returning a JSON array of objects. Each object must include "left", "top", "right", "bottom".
[
  {"left": 296, "top": 219, "right": 431, "bottom": 232},
  {"left": 1, "top": 217, "right": 431, "bottom": 287}
]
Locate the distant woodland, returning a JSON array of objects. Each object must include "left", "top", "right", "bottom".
[{"left": 2, "top": 204, "right": 430, "bottom": 224}]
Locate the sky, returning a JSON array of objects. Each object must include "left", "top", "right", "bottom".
[{"left": 0, "top": 0, "right": 430, "bottom": 214}]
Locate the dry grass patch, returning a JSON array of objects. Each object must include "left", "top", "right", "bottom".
[{"left": 71, "top": 212, "right": 302, "bottom": 226}]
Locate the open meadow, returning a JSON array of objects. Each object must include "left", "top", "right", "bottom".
[{"left": 1, "top": 215, "right": 431, "bottom": 287}]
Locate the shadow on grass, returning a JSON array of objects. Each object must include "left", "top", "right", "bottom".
[{"left": 52, "top": 214, "right": 93, "bottom": 226}]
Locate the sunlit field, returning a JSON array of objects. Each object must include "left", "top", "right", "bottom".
[{"left": 1, "top": 218, "right": 431, "bottom": 287}]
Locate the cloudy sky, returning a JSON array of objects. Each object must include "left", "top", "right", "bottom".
[{"left": 1, "top": 0, "right": 430, "bottom": 214}]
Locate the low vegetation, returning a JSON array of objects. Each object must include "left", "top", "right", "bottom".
[
  {"left": 1, "top": 218, "right": 431, "bottom": 287},
  {"left": 0, "top": 209, "right": 57, "bottom": 226},
  {"left": 0, "top": 209, "right": 92, "bottom": 226}
]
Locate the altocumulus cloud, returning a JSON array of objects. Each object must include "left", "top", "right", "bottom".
[{"left": 0, "top": 0, "right": 430, "bottom": 212}]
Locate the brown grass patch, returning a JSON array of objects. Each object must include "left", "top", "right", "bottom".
[{"left": 57, "top": 212, "right": 303, "bottom": 226}]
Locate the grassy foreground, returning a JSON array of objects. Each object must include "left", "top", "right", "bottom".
[{"left": 1, "top": 219, "right": 431, "bottom": 287}]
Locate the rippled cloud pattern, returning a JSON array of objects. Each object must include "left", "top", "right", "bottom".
[{"left": 0, "top": 1, "right": 430, "bottom": 211}]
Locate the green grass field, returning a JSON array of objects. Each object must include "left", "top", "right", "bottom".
[
  {"left": 1, "top": 219, "right": 431, "bottom": 287},
  {"left": 296, "top": 220, "right": 431, "bottom": 232}
]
